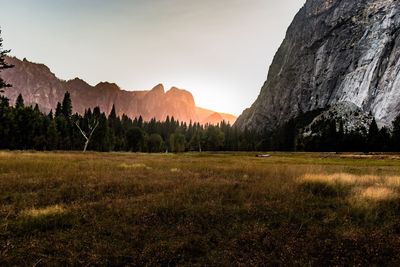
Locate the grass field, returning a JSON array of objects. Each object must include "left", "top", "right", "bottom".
[{"left": 2, "top": 151, "right": 400, "bottom": 266}]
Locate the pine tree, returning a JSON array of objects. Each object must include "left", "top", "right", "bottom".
[
  {"left": 0, "top": 29, "right": 13, "bottom": 93},
  {"left": 109, "top": 104, "right": 117, "bottom": 121},
  {"left": 138, "top": 116, "right": 143, "bottom": 128},
  {"left": 379, "top": 127, "right": 391, "bottom": 152},
  {"left": 392, "top": 114, "right": 400, "bottom": 151},
  {"left": 147, "top": 133, "right": 163, "bottom": 153},
  {"left": 55, "top": 102, "right": 62, "bottom": 117},
  {"left": 367, "top": 118, "right": 380, "bottom": 152},
  {"left": 170, "top": 132, "right": 186, "bottom": 153},
  {"left": 126, "top": 127, "right": 145, "bottom": 152},
  {"left": 89, "top": 107, "right": 109, "bottom": 151},
  {"left": 48, "top": 110, "right": 54, "bottom": 120},
  {"left": 189, "top": 128, "right": 203, "bottom": 152},
  {"left": 205, "top": 126, "right": 225, "bottom": 151},
  {"left": 108, "top": 104, "right": 117, "bottom": 150},
  {"left": 15, "top": 94, "right": 24, "bottom": 109},
  {"left": 47, "top": 120, "right": 59, "bottom": 150},
  {"left": 0, "top": 96, "right": 12, "bottom": 148},
  {"left": 61, "top": 91, "right": 72, "bottom": 118}
]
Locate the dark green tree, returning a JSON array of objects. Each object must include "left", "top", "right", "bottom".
[
  {"left": 89, "top": 107, "right": 109, "bottom": 151},
  {"left": 61, "top": 91, "right": 72, "bottom": 117},
  {"left": 107, "top": 104, "right": 118, "bottom": 150},
  {"left": 169, "top": 132, "right": 186, "bottom": 153},
  {"left": 367, "top": 118, "right": 380, "bottom": 152},
  {"left": 126, "top": 127, "right": 145, "bottom": 152},
  {"left": 189, "top": 126, "right": 204, "bottom": 152},
  {"left": 0, "top": 96, "right": 12, "bottom": 148},
  {"left": 55, "top": 102, "right": 62, "bottom": 117},
  {"left": 0, "top": 29, "right": 13, "bottom": 93},
  {"left": 15, "top": 94, "right": 24, "bottom": 109},
  {"left": 204, "top": 126, "right": 225, "bottom": 151},
  {"left": 392, "top": 114, "right": 400, "bottom": 151},
  {"left": 147, "top": 133, "right": 163, "bottom": 153},
  {"left": 379, "top": 127, "right": 391, "bottom": 152},
  {"left": 46, "top": 120, "right": 59, "bottom": 150}
]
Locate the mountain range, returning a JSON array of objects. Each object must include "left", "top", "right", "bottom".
[
  {"left": 1, "top": 56, "right": 236, "bottom": 125},
  {"left": 236, "top": 0, "right": 400, "bottom": 132}
]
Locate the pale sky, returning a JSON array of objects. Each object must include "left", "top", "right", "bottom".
[{"left": 0, "top": 0, "right": 305, "bottom": 115}]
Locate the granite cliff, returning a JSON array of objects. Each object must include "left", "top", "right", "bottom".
[
  {"left": 1, "top": 57, "right": 236, "bottom": 124},
  {"left": 236, "top": 0, "right": 400, "bottom": 132}
]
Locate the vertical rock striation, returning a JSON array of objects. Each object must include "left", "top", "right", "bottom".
[{"left": 236, "top": 0, "right": 400, "bottom": 132}]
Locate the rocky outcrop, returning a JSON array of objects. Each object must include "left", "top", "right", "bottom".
[
  {"left": 236, "top": 0, "right": 400, "bottom": 132},
  {"left": 1, "top": 57, "right": 236, "bottom": 124},
  {"left": 303, "top": 102, "right": 375, "bottom": 137}
]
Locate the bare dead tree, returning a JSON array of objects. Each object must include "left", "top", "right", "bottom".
[{"left": 74, "top": 119, "right": 99, "bottom": 152}]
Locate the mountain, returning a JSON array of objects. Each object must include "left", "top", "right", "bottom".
[
  {"left": 1, "top": 57, "right": 236, "bottom": 124},
  {"left": 195, "top": 107, "right": 237, "bottom": 125},
  {"left": 236, "top": 0, "right": 400, "bottom": 132}
]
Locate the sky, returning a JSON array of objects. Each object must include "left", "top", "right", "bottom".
[{"left": 0, "top": 0, "right": 305, "bottom": 116}]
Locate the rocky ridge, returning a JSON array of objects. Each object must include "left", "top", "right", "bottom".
[{"left": 1, "top": 57, "right": 236, "bottom": 124}]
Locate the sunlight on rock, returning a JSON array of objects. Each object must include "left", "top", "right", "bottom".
[{"left": 21, "top": 205, "right": 65, "bottom": 218}]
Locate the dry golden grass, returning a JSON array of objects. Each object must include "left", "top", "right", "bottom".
[
  {"left": 299, "top": 173, "right": 400, "bottom": 203},
  {"left": 21, "top": 205, "right": 66, "bottom": 218},
  {"left": 300, "top": 173, "right": 400, "bottom": 187},
  {"left": 118, "top": 163, "right": 149, "bottom": 169},
  {"left": 1, "top": 151, "right": 400, "bottom": 265},
  {"left": 358, "top": 186, "right": 397, "bottom": 201}
]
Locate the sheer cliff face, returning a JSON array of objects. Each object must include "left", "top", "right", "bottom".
[
  {"left": 1, "top": 57, "right": 236, "bottom": 124},
  {"left": 236, "top": 0, "right": 400, "bottom": 131}
]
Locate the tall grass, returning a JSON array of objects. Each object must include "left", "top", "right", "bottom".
[{"left": 1, "top": 151, "right": 400, "bottom": 265}]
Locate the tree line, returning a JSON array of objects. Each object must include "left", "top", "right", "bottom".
[
  {"left": 258, "top": 109, "right": 400, "bottom": 153},
  {"left": 1, "top": 92, "right": 400, "bottom": 154},
  {"left": 0, "top": 92, "right": 259, "bottom": 152}
]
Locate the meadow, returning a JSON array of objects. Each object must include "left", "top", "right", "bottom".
[{"left": 1, "top": 151, "right": 400, "bottom": 266}]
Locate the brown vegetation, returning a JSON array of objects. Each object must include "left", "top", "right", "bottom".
[{"left": 1, "top": 152, "right": 400, "bottom": 265}]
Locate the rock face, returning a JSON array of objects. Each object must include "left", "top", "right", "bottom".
[
  {"left": 236, "top": 0, "right": 400, "bottom": 132},
  {"left": 1, "top": 57, "right": 236, "bottom": 124},
  {"left": 303, "top": 102, "right": 375, "bottom": 137}
]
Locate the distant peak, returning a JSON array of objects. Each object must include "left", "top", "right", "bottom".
[
  {"left": 67, "top": 77, "right": 91, "bottom": 88},
  {"left": 167, "top": 87, "right": 192, "bottom": 97},
  {"left": 150, "top": 83, "right": 165, "bottom": 93},
  {"left": 95, "top": 82, "right": 120, "bottom": 91},
  {"left": 169, "top": 86, "right": 182, "bottom": 92},
  {"left": 69, "top": 77, "right": 85, "bottom": 83}
]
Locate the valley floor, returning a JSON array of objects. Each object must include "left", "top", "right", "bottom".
[{"left": 1, "top": 151, "right": 400, "bottom": 265}]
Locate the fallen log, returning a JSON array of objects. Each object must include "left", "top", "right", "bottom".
[{"left": 256, "top": 154, "right": 271, "bottom": 158}]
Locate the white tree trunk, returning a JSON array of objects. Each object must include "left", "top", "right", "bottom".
[
  {"left": 83, "top": 140, "right": 89, "bottom": 153},
  {"left": 75, "top": 120, "right": 99, "bottom": 153}
]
